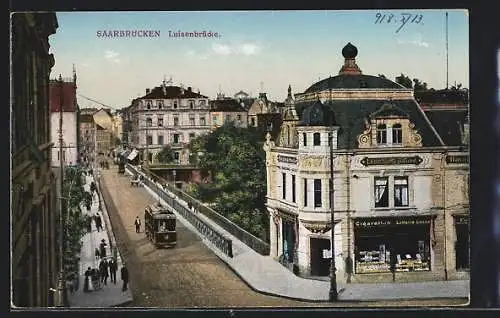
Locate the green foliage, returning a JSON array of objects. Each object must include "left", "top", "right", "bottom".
[
  {"left": 395, "top": 73, "right": 413, "bottom": 89},
  {"left": 190, "top": 123, "right": 269, "bottom": 240},
  {"left": 156, "top": 145, "right": 175, "bottom": 164}
]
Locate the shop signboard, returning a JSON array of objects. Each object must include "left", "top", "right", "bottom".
[
  {"left": 277, "top": 155, "right": 298, "bottom": 165},
  {"left": 360, "top": 156, "right": 423, "bottom": 167},
  {"left": 445, "top": 155, "right": 468, "bottom": 164},
  {"left": 354, "top": 217, "right": 431, "bottom": 228}
]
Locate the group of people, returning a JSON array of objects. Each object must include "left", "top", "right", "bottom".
[
  {"left": 85, "top": 213, "right": 104, "bottom": 233},
  {"left": 83, "top": 257, "right": 129, "bottom": 292}
]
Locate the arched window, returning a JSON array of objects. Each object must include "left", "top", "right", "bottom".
[
  {"left": 313, "top": 132, "right": 321, "bottom": 146},
  {"left": 146, "top": 117, "right": 152, "bottom": 127},
  {"left": 392, "top": 123, "right": 402, "bottom": 144},
  {"left": 377, "top": 124, "right": 387, "bottom": 144}
]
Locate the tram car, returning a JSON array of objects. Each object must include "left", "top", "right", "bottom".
[{"left": 144, "top": 203, "right": 177, "bottom": 247}]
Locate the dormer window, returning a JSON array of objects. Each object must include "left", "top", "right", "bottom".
[
  {"left": 377, "top": 124, "right": 387, "bottom": 144},
  {"left": 392, "top": 123, "right": 402, "bottom": 144},
  {"left": 146, "top": 100, "right": 151, "bottom": 110},
  {"left": 173, "top": 101, "right": 178, "bottom": 109},
  {"left": 157, "top": 100, "right": 164, "bottom": 109},
  {"left": 313, "top": 133, "right": 321, "bottom": 146}
]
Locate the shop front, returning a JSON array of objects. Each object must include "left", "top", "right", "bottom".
[
  {"left": 354, "top": 216, "right": 433, "bottom": 275},
  {"left": 454, "top": 215, "right": 469, "bottom": 271},
  {"left": 278, "top": 211, "right": 298, "bottom": 271}
]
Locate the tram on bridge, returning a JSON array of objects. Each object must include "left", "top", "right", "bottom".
[{"left": 144, "top": 203, "right": 177, "bottom": 248}]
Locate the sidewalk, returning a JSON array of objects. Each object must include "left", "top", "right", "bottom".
[
  {"left": 129, "top": 166, "right": 470, "bottom": 302},
  {"left": 67, "top": 172, "right": 133, "bottom": 307}
]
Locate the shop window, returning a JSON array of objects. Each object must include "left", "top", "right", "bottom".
[
  {"left": 394, "top": 177, "right": 409, "bottom": 207},
  {"left": 314, "top": 179, "right": 322, "bottom": 207},
  {"left": 282, "top": 173, "right": 286, "bottom": 200},
  {"left": 303, "top": 133, "right": 307, "bottom": 146},
  {"left": 377, "top": 124, "right": 387, "bottom": 144},
  {"left": 313, "top": 133, "right": 321, "bottom": 146},
  {"left": 392, "top": 124, "right": 402, "bottom": 144},
  {"left": 292, "top": 175, "right": 296, "bottom": 203},
  {"left": 304, "top": 178, "right": 308, "bottom": 207},
  {"left": 374, "top": 177, "right": 389, "bottom": 207}
]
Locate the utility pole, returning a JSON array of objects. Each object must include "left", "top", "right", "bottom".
[
  {"left": 54, "top": 74, "right": 68, "bottom": 307},
  {"left": 445, "top": 12, "right": 449, "bottom": 90},
  {"left": 329, "top": 131, "right": 338, "bottom": 301}
]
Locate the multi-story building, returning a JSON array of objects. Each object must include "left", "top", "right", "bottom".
[
  {"left": 11, "top": 12, "right": 60, "bottom": 307},
  {"left": 210, "top": 95, "right": 248, "bottom": 129},
  {"left": 111, "top": 110, "right": 123, "bottom": 146},
  {"left": 247, "top": 92, "right": 282, "bottom": 128},
  {"left": 129, "top": 80, "right": 210, "bottom": 165},
  {"left": 95, "top": 123, "right": 112, "bottom": 156},
  {"left": 79, "top": 113, "right": 95, "bottom": 164},
  {"left": 264, "top": 43, "right": 469, "bottom": 284},
  {"left": 49, "top": 72, "right": 79, "bottom": 167}
]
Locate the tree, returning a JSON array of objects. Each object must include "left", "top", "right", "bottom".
[
  {"left": 190, "top": 123, "right": 269, "bottom": 240},
  {"left": 156, "top": 145, "right": 175, "bottom": 164},
  {"left": 413, "top": 78, "right": 428, "bottom": 91},
  {"left": 395, "top": 73, "right": 413, "bottom": 89}
]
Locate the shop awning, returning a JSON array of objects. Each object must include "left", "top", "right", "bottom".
[{"left": 127, "top": 149, "right": 139, "bottom": 161}]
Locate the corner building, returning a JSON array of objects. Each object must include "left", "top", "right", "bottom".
[{"left": 264, "top": 43, "right": 469, "bottom": 283}]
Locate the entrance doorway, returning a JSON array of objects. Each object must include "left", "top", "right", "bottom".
[
  {"left": 310, "top": 237, "right": 331, "bottom": 276},
  {"left": 455, "top": 223, "right": 469, "bottom": 270}
]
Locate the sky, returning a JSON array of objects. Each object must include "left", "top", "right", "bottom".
[{"left": 48, "top": 10, "right": 469, "bottom": 109}]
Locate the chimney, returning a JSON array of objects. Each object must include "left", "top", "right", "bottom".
[
  {"left": 188, "top": 87, "right": 192, "bottom": 92},
  {"left": 146, "top": 88, "right": 150, "bottom": 94}
]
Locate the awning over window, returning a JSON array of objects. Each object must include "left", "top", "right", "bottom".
[{"left": 127, "top": 149, "right": 139, "bottom": 161}]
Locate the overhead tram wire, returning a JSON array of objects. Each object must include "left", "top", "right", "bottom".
[{"left": 77, "top": 93, "right": 120, "bottom": 110}]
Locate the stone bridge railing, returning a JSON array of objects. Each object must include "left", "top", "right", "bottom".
[{"left": 126, "top": 164, "right": 233, "bottom": 258}]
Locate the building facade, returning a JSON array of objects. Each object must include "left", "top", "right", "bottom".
[
  {"left": 50, "top": 75, "right": 79, "bottom": 167},
  {"left": 95, "top": 123, "right": 112, "bottom": 156},
  {"left": 264, "top": 43, "right": 469, "bottom": 284},
  {"left": 11, "top": 12, "right": 60, "bottom": 306},
  {"left": 247, "top": 92, "right": 281, "bottom": 128},
  {"left": 210, "top": 96, "right": 248, "bottom": 129},
  {"left": 111, "top": 110, "right": 123, "bottom": 146},
  {"left": 79, "top": 113, "right": 95, "bottom": 164},
  {"left": 129, "top": 80, "right": 210, "bottom": 165}
]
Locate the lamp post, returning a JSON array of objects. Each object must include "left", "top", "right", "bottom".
[
  {"left": 329, "top": 131, "right": 338, "bottom": 301},
  {"left": 54, "top": 74, "right": 68, "bottom": 307},
  {"left": 172, "top": 170, "right": 177, "bottom": 188}
]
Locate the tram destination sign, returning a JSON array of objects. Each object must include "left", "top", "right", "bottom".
[
  {"left": 446, "top": 155, "right": 468, "bottom": 164},
  {"left": 360, "top": 156, "right": 423, "bottom": 167},
  {"left": 355, "top": 218, "right": 431, "bottom": 228}
]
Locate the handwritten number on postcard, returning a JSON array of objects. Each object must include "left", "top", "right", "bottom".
[{"left": 375, "top": 12, "right": 424, "bottom": 33}]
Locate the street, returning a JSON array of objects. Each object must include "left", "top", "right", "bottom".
[{"left": 100, "top": 165, "right": 467, "bottom": 308}]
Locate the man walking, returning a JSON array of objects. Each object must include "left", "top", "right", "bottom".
[
  {"left": 99, "top": 259, "right": 109, "bottom": 285},
  {"left": 108, "top": 258, "right": 118, "bottom": 284},
  {"left": 100, "top": 239, "right": 107, "bottom": 258},
  {"left": 134, "top": 216, "right": 141, "bottom": 233},
  {"left": 121, "top": 263, "right": 129, "bottom": 291}
]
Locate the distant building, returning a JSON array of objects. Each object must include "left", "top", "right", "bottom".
[
  {"left": 50, "top": 73, "right": 79, "bottom": 167},
  {"left": 95, "top": 123, "right": 111, "bottom": 155},
  {"left": 210, "top": 96, "right": 248, "bottom": 129},
  {"left": 128, "top": 80, "right": 210, "bottom": 165},
  {"left": 247, "top": 92, "right": 281, "bottom": 128},
  {"left": 79, "top": 113, "right": 95, "bottom": 163}
]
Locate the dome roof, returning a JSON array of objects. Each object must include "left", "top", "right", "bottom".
[
  {"left": 342, "top": 42, "right": 358, "bottom": 59},
  {"left": 304, "top": 74, "right": 405, "bottom": 93},
  {"left": 300, "top": 98, "right": 337, "bottom": 126}
]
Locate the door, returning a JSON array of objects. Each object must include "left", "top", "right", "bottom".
[{"left": 310, "top": 238, "right": 331, "bottom": 276}]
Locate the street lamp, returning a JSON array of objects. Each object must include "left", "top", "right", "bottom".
[{"left": 329, "top": 131, "right": 338, "bottom": 301}]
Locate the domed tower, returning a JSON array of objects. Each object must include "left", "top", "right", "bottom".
[
  {"left": 339, "top": 42, "right": 362, "bottom": 75},
  {"left": 297, "top": 97, "right": 339, "bottom": 153},
  {"left": 279, "top": 85, "right": 300, "bottom": 148}
]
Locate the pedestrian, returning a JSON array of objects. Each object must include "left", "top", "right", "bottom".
[
  {"left": 121, "top": 263, "right": 129, "bottom": 291},
  {"left": 108, "top": 258, "right": 118, "bottom": 284},
  {"left": 84, "top": 267, "right": 91, "bottom": 293},
  {"left": 99, "top": 259, "right": 109, "bottom": 285},
  {"left": 95, "top": 213, "right": 103, "bottom": 232},
  {"left": 95, "top": 247, "right": 100, "bottom": 260},
  {"left": 390, "top": 249, "right": 397, "bottom": 283},
  {"left": 86, "top": 216, "right": 92, "bottom": 233},
  {"left": 100, "top": 239, "right": 107, "bottom": 258},
  {"left": 134, "top": 216, "right": 141, "bottom": 233},
  {"left": 91, "top": 267, "right": 100, "bottom": 290}
]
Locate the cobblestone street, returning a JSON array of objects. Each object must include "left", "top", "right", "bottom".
[{"left": 100, "top": 166, "right": 467, "bottom": 308}]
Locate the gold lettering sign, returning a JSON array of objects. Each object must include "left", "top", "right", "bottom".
[
  {"left": 354, "top": 218, "right": 431, "bottom": 227},
  {"left": 277, "top": 155, "right": 298, "bottom": 165},
  {"left": 446, "top": 155, "right": 469, "bottom": 164},
  {"left": 360, "top": 156, "right": 423, "bottom": 167}
]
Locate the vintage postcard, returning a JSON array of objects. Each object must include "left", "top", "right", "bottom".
[{"left": 10, "top": 10, "right": 469, "bottom": 308}]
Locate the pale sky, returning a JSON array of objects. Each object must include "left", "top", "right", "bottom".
[{"left": 48, "top": 10, "right": 469, "bottom": 109}]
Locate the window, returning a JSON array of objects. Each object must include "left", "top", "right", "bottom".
[
  {"left": 173, "top": 117, "right": 179, "bottom": 126},
  {"left": 303, "top": 133, "right": 307, "bottom": 146},
  {"left": 225, "top": 115, "right": 231, "bottom": 123},
  {"left": 189, "top": 100, "right": 194, "bottom": 109},
  {"left": 173, "top": 101, "right": 178, "bottom": 109},
  {"left": 189, "top": 133, "right": 195, "bottom": 141},
  {"left": 173, "top": 134, "right": 180, "bottom": 144},
  {"left": 394, "top": 177, "right": 409, "bottom": 207},
  {"left": 148, "top": 153, "right": 153, "bottom": 162},
  {"left": 213, "top": 116, "right": 218, "bottom": 124},
  {"left": 189, "top": 117, "right": 195, "bottom": 126},
  {"left": 158, "top": 117, "right": 163, "bottom": 127},
  {"left": 292, "top": 175, "right": 296, "bottom": 203},
  {"left": 174, "top": 152, "right": 180, "bottom": 163},
  {"left": 303, "top": 178, "right": 308, "bottom": 207},
  {"left": 314, "top": 179, "right": 322, "bottom": 207},
  {"left": 377, "top": 124, "right": 387, "bottom": 144},
  {"left": 282, "top": 173, "right": 286, "bottom": 200},
  {"left": 374, "top": 177, "right": 389, "bottom": 207},
  {"left": 146, "top": 100, "right": 151, "bottom": 109},
  {"left": 146, "top": 135, "right": 153, "bottom": 145},
  {"left": 146, "top": 117, "right": 152, "bottom": 127},
  {"left": 392, "top": 124, "right": 402, "bottom": 144},
  {"left": 157, "top": 100, "right": 163, "bottom": 109},
  {"left": 313, "top": 133, "right": 321, "bottom": 146},
  {"left": 200, "top": 117, "right": 206, "bottom": 126},
  {"left": 199, "top": 100, "right": 206, "bottom": 106},
  {"left": 237, "top": 114, "right": 242, "bottom": 121},
  {"left": 158, "top": 135, "right": 164, "bottom": 145},
  {"left": 251, "top": 117, "right": 256, "bottom": 126}
]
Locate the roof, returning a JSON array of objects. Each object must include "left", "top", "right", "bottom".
[
  {"left": 238, "top": 98, "right": 256, "bottom": 111},
  {"left": 80, "top": 114, "right": 94, "bottom": 123},
  {"left": 294, "top": 99, "right": 444, "bottom": 148},
  {"left": 141, "top": 85, "right": 208, "bottom": 99},
  {"left": 414, "top": 89, "right": 469, "bottom": 106},
  {"left": 96, "top": 123, "right": 106, "bottom": 130},
  {"left": 50, "top": 81, "right": 77, "bottom": 112},
  {"left": 234, "top": 90, "right": 249, "bottom": 97},
  {"left": 304, "top": 74, "right": 405, "bottom": 93},
  {"left": 424, "top": 110, "right": 468, "bottom": 146},
  {"left": 300, "top": 99, "right": 337, "bottom": 126},
  {"left": 210, "top": 98, "right": 246, "bottom": 112},
  {"left": 80, "top": 108, "right": 99, "bottom": 115}
]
